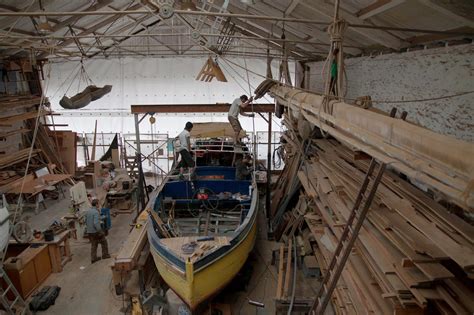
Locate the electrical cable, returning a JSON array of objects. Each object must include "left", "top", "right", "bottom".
[{"left": 287, "top": 235, "right": 297, "bottom": 315}]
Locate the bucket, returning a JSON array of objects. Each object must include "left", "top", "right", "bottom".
[{"left": 44, "top": 229, "right": 54, "bottom": 242}]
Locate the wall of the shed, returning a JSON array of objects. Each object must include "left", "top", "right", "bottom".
[
  {"left": 306, "top": 44, "right": 473, "bottom": 142},
  {"left": 46, "top": 56, "right": 286, "bottom": 136}
]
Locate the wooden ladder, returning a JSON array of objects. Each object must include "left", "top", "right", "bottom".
[
  {"left": 0, "top": 267, "right": 30, "bottom": 315},
  {"left": 309, "top": 158, "right": 386, "bottom": 315}
]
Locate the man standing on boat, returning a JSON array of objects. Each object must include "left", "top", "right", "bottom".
[
  {"left": 228, "top": 95, "right": 254, "bottom": 144},
  {"left": 176, "top": 122, "right": 195, "bottom": 180}
]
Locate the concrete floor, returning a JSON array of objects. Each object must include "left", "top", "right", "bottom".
[
  {"left": 19, "top": 190, "right": 319, "bottom": 315},
  {"left": 21, "top": 191, "right": 133, "bottom": 315}
]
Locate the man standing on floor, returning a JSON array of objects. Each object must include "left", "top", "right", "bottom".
[
  {"left": 176, "top": 121, "right": 195, "bottom": 180},
  {"left": 85, "top": 199, "right": 110, "bottom": 264},
  {"left": 228, "top": 95, "right": 254, "bottom": 144}
]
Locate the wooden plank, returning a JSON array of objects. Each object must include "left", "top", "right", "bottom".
[
  {"left": 276, "top": 244, "right": 285, "bottom": 300},
  {"left": 0, "top": 110, "right": 52, "bottom": 126},
  {"left": 414, "top": 262, "right": 454, "bottom": 281},
  {"left": 436, "top": 286, "right": 469, "bottom": 314}
]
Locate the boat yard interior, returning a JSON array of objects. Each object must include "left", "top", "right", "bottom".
[{"left": 0, "top": 0, "right": 473, "bottom": 314}]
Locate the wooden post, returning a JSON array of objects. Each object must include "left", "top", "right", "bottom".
[
  {"left": 91, "top": 120, "right": 97, "bottom": 161},
  {"left": 266, "top": 113, "right": 272, "bottom": 216}
]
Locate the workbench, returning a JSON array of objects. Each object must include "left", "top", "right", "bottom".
[
  {"left": 30, "top": 230, "right": 73, "bottom": 273},
  {"left": 8, "top": 173, "right": 71, "bottom": 214}
]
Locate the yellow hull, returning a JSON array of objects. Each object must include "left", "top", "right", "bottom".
[{"left": 150, "top": 219, "right": 257, "bottom": 309}]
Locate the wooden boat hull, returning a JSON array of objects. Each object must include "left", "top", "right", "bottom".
[
  {"left": 148, "top": 181, "right": 258, "bottom": 310},
  {"left": 150, "top": 219, "right": 257, "bottom": 309}
]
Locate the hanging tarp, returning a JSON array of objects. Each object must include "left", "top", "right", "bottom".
[
  {"left": 100, "top": 134, "right": 118, "bottom": 162},
  {"left": 59, "top": 85, "right": 112, "bottom": 109}
]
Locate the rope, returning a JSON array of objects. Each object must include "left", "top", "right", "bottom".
[
  {"left": 243, "top": 57, "right": 257, "bottom": 170},
  {"left": 220, "top": 59, "right": 282, "bottom": 129}
]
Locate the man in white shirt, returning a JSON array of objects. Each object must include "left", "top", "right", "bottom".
[
  {"left": 228, "top": 95, "right": 254, "bottom": 144},
  {"left": 175, "top": 122, "right": 194, "bottom": 179}
]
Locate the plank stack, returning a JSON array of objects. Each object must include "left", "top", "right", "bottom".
[
  {"left": 0, "top": 95, "right": 75, "bottom": 201},
  {"left": 275, "top": 133, "right": 474, "bottom": 314}
]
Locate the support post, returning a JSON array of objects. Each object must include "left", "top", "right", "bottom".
[
  {"left": 266, "top": 113, "right": 272, "bottom": 216},
  {"left": 134, "top": 113, "right": 146, "bottom": 217}
]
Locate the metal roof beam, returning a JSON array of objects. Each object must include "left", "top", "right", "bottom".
[{"left": 38, "top": 3, "right": 143, "bottom": 58}]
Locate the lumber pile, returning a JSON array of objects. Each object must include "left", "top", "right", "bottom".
[
  {"left": 258, "top": 78, "right": 474, "bottom": 315},
  {"left": 255, "top": 79, "right": 474, "bottom": 210},
  {"left": 284, "top": 137, "right": 474, "bottom": 314},
  {"left": 0, "top": 95, "right": 74, "bottom": 200}
]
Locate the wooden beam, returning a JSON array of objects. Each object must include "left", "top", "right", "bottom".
[
  {"left": 265, "top": 83, "right": 474, "bottom": 210},
  {"left": 130, "top": 103, "right": 275, "bottom": 113},
  {"left": 285, "top": 0, "right": 301, "bottom": 16},
  {"left": 356, "top": 0, "right": 406, "bottom": 20},
  {"left": 417, "top": 0, "right": 474, "bottom": 28},
  {"left": 406, "top": 26, "right": 474, "bottom": 44},
  {"left": 300, "top": 0, "right": 403, "bottom": 49}
]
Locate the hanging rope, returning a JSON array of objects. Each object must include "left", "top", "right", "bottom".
[
  {"left": 319, "top": 1, "right": 348, "bottom": 137},
  {"left": 243, "top": 57, "right": 257, "bottom": 170}
]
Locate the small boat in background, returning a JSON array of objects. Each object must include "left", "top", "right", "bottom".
[{"left": 147, "top": 130, "right": 257, "bottom": 310}]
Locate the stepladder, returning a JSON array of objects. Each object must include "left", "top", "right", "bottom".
[
  {"left": 0, "top": 266, "right": 31, "bottom": 315},
  {"left": 310, "top": 158, "right": 386, "bottom": 314}
]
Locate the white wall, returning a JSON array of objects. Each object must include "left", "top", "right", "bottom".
[
  {"left": 306, "top": 44, "right": 474, "bottom": 142},
  {"left": 45, "top": 56, "right": 288, "bottom": 138}
]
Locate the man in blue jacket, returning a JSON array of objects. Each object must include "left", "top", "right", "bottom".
[{"left": 85, "top": 199, "right": 110, "bottom": 263}]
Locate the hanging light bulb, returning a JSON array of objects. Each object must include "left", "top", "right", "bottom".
[
  {"left": 180, "top": 0, "right": 197, "bottom": 11},
  {"left": 38, "top": 15, "right": 53, "bottom": 33},
  {"left": 37, "top": 0, "right": 52, "bottom": 34}
]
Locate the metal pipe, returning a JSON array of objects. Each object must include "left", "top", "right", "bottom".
[
  {"left": 0, "top": 9, "right": 327, "bottom": 24},
  {"left": 0, "top": 32, "right": 342, "bottom": 47},
  {"left": 0, "top": 10, "right": 471, "bottom": 35}
]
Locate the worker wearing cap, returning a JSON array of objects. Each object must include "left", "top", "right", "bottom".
[
  {"left": 85, "top": 199, "right": 110, "bottom": 264},
  {"left": 228, "top": 95, "right": 254, "bottom": 144}
]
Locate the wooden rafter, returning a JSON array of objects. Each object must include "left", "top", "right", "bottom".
[
  {"left": 356, "top": 0, "right": 406, "bottom": 20},
  {"left": 300, "top": 0, "right": 404, "bottom": 49}
]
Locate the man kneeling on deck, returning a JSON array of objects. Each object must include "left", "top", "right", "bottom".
[
  {"left": 86, "top": 199, "right": 110, "bottom": 264},
  {"left": 176, "top": 122, "right": 195, "bottom": 180}
]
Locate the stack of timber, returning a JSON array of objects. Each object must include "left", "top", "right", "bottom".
[
  {"left": 257, "top": 80, "right": 474, "bottom": 314},
  {"left": 277, "top": 136, "right": 474, "bottom": 314},
  {"left": 256, "top": 79, "right": 474, "bottom": 210},
  {"left": 0, "top": 95, "right": 74, "bottom": 194}
]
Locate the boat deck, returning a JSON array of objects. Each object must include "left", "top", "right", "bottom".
[{"left": 160, "top": 236, "right": 231, "bottom": 262}]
